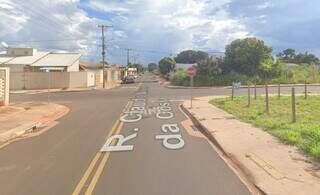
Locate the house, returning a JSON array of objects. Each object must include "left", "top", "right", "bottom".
[
  {"left": 0, "top": 48, "right": 95, "bottom": 90},
  {"left": 175, "top": 63, "right": 196, "bottom": 70},
  {"left": 80, "top": 61, "right": 123, "bottom": 89},
  {"left": 0, "top": 48, "right": 80, "bottom": 72}
]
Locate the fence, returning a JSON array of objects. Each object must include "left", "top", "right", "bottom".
[
  {"left": 231, "top": 82, "right": 320, "bottom": 123},
  {"left": 10, "top": 71, "right": 95, "bottom": 90}
]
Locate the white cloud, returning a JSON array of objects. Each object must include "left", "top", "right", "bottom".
[
  {"left": 86, "top": 0, "right": 250, "bottom": 63},
  {"left": 0, "top": 0, "right": 251, "bottom": 64}
]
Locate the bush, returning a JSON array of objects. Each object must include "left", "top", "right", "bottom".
[
  {"left": 171, "top": 71, "right": 251, "bottom": 86},
  {"left": 171, "top": 69, "right": 189, "bottom": 86}
]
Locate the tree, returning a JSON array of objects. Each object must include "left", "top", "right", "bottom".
[
  {"left": 196, "top": 56, "right": 222, "bottom": 76},
  {"left": 148, "top": 63, "right": 157, "bottom": 72},
  {"left": 174, "top": 50, "right": 209, "bottom": 64},
  {"left": 128, "top": 63, "right": 144, "bottom": 73},
  {"left": 258, "top": 59, "right": 281, "bottom": 81},
  {"left": 294, "top": 52, "right": 319, "bottom": 64},
  {"left": 158, "top": 57, "right": 175, "bottom": 75},
  {"left": 277, "top": 48, "right": 296, "bottom": 62},
  {"left": 224, "top": 37, "right": 273, "bottom": 75}
]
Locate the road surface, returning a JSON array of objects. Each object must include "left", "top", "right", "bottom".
[{"left": 1, "top": 73, "right": 320, "bottom": 195}]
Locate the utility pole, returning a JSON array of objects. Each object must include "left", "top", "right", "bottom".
[
  {"left": 125, "top": 48, "right": 132, "bottom": 66},
  {"left": 98, "top": 24, "right": 112, "bottom": 88}
]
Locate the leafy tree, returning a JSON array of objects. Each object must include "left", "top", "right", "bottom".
[
  {"left": 174, "top": 50, "right": 209, "bottom": 64},
  {"left": 158, "top": 57, "right": 175, "bottom": 75},
  {"left": 196, "top": 56, "right": 222, "bottom": 76},
  {"left": 277, "top": 48, "right": 296, "bottom": 62},
  {"left": 148, "top": 63, "right": 157, "bottom": 72},
  {"left": 294, "top": 52, "right": 319, "bottom": 64},
  {"left": 258, "top": 59, "right": 281, "bottom": 81},
  {"left": 277, "top": 49, "right": 319, "bottom": 64},
  {"left": 224, "top": 37, "right": 273, "bottom": 75},
  {"left": 129, "top": 63, "right": 144, "bottom": 73}
]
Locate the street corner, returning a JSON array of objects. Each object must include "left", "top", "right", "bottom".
[
  {"left": 0, "top": 102, "right": 70, "bottom": 149},
  {"left": 182, "top": 95, "right": 320, "bottom": 195}
]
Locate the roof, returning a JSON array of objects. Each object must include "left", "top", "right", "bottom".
[
  {"left": 4, "top": 52, "right": 49, "bottom": 65},
  {"left": 0, "top": 56, "right": 14, "bottom": 64},
  {"left": 32, "top": 53, "right": 81, "bottom": 67}
]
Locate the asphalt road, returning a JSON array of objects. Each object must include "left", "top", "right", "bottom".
[{"left": 2, "top": 73, "right": 320, "bottom": 195}]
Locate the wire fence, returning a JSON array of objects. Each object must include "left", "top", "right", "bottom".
[{"left": 231, "top": 82, "right": 320, "bottom": 123}]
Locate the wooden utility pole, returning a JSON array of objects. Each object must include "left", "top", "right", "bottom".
[
  {"left": 126, "top": 48, "right": 132, "bottom": 66},
  {"left": 278, "top": 83, "right": 281, "bottom": 99},
  {"left": 231, "top": 86, "right": 234, "bottom": 100},
  {"left": 304, "top": 80, "right": 307, "bottom": 99},
  {"left": 247, "top": 85, "right": 251, "bottom": 107},
  {"left": 254, "top": 84, "right": 257, "bottom": 100},
  {"left": 265, "top": 85, "right": 269, "bottom": 113},
  {"left": 292, "top": 87, "right": 296, "bottom": 123},
  {"left": 98, "top": 25, "right": 112, "bottom": 88}
]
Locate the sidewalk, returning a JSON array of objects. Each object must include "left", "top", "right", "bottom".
[
  {"left": 10, "top": 87, "right": 95, "bottom": 95},
  {"left": 182, "top": 96, "right": 320, "bottom": 195},
  {"left": 166, "top": 83, "right": 320, "bottom": 89},
  {"left": 0, "top": 102, "right": 69, "bottom": 147}
]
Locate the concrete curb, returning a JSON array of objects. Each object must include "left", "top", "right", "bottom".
[
  {"left": 0, "top": 123, "right": 38, "bottom": 144},
  {"left": 180, "top": 104, "right": 267, "bottom": 195},
  {"left": 180, "top": 104, "right": 227, "bottom": 155},
  {"left": 165, "top": 83, "right": 320, "bottom": 90},
  {"left": 10, "top": 88, "right": 95, "bottom": 94},
  {"left": 0, "top": 104, "right": 69, "bottom": 148},
  {"left": 166, "top": 85, "right": 215, "bottom": 89}
]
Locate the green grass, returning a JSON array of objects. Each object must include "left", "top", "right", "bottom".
[{"left": 210, "top": 95, "right": 320, "bottom": 160}]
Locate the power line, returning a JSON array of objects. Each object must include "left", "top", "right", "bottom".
[{"left": 5, "top": 38, "right": 90, "bottom": 43}]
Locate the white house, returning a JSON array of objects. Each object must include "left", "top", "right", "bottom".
[{"left": 0, "top": 48, "right": 80, "bottom": 72}]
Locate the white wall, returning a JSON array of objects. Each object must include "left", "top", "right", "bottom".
[
  {"left": 87, "top": 71, "right": 95, "bottom": 87},
  {"left": 67, "top": 59, "right": 80, "bottom": 72},
  {"left": 0, "top": 67, "right": 9, "bottom": 106},
  {"left": 10, "top": 71, "right": 92, "bottom": 90}
]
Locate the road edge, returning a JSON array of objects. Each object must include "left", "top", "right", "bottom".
[
  {"left": 180, "top": 104, "right": 267, "bottom": 195},
  {"left": 0, "top": 103, "right": 70, "bottom": 149}
]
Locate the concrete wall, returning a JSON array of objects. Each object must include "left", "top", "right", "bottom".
[
  {"left": 10, "top": 72, "right": 69, "bottom": 90},
  {"left": 0, "top": 67, "right": 10, "bottom": 106},
  {"left": 87, "top": 71, "right": 95, "bottom": 87},
  {"left": 69, "top": 72, "right": 87, "bottom": 88},
  {"left": 67, "top": 59, "right": 80, "bottom": 72},
  {"left": 10, "top": 71, "right": 92, "bottom": 90},
  {"left": 9, "top": 69, "right": 121, "bottom": 90},
  {"left": 7, "top": 64, "right": 25, "bottom": 73}
]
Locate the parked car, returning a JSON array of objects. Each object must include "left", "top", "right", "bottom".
[{"left": 122, "top": 76, "right": 135, "bottom": 84}]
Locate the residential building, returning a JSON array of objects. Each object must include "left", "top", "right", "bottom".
[{"left": 0, "top": 48, "right": 80, "bottom": 72}]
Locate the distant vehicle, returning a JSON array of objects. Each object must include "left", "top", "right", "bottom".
[{"left": 122, "top": 76, "right": 135, "bottom": 84}]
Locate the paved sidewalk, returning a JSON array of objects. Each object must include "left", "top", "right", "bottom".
[
  {"left": 10, "top": 87, "right": 95, "bottom": 95},
  {"left": 183, "top": 96, "right": 320, "bottom": 195},
  {"left": 0, "top": 102, "right": 69, "bottom": 147}
]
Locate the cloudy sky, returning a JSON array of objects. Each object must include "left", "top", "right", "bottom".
[{"left": 0, "top": 0, "right": 319, "bottom": 65}]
